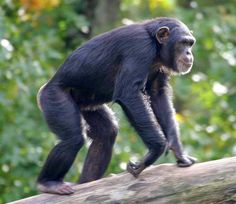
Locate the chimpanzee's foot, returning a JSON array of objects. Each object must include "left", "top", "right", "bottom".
[
  {"left": 37, "top": 181, "right": 75, "bottom": 195},
  {"left": 177, "top": 155, "right": 197, "bottom": 167},
  {"left": 127, "top": 161, "right": 145, "bottom": 178}
]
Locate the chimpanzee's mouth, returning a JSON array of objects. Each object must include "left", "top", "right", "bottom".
[
  {"left": 179, "top": 60, "right": 192, "bottom": 68},
  {"left": 178, "top": 60, "right": 193, "bottom": 75}
]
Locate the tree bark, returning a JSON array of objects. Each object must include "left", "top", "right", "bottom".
[{"left": 9, "top": 157, "right": 236, "bottom": 204}]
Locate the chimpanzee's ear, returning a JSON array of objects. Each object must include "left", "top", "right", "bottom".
[{"left": 156, "top": 26, "right": 170, "bottom": 44}]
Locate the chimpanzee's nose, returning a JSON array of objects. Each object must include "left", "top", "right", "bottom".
[
  {"left": 186, "top": 50, "right": 191, "bottom": 55},
  {"left": 183, "top": 54, "right": 193, "bottom": 64}
]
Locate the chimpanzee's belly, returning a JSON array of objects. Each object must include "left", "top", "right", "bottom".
[{"left": 69, "top": 88, "right": 113, "bottom": 108}]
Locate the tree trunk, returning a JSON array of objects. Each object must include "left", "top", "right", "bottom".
[
  {"left": 92, "top": 0, "right": 120, "bottom": 34},
  {"left": 9, "top": 157, "right": 236, "bottom": 204}
]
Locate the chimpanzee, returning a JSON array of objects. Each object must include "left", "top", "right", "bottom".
[{"left": 37, "top": 17, "right": 196, "bottom": 195}]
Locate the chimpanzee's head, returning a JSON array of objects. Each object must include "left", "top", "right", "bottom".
[{"left": 156, "top": 19, "right": 196, "bottom": 75}]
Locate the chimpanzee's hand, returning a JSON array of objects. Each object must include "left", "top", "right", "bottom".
[
  {"left": 176, "top": 154, "right": 197, "bottom": 167},
  {"left": 166, "top": 141, "right": 197, "bottom": 167},
  {"left": 127, "top": 161, "right": 145, "bottom": 178}
]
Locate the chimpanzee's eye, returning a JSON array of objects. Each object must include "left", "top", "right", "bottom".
[
  {"left": 188, "top": 40, "right": 195, "bottom": 46},
  {"left": 181, "top": 40, "right": 193, "bottom": 47}
]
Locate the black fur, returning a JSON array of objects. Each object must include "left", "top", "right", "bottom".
[{"left": 37, "top": 17, "right": 196, "bottom": 188}]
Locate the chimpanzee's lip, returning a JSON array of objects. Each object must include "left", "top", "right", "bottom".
[{"left": 179, "top": 60, "right": 192, "bottom": 67}]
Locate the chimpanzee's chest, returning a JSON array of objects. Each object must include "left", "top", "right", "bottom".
[{"left": 146, "top": 65, "right": 170, "bottom": 93}]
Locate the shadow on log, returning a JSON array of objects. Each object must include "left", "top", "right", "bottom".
[{"left": 9, "top": 157, "right": 236, "bottom": 204}]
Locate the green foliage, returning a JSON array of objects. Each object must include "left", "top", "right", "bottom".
[{"left": 0, "top": 0, "right": 236, "bottom": 203}]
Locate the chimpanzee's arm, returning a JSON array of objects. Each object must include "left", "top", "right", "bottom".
[
  {"left": 148, "top": 73, "right": 196, "bottom": 167},
  {"left": 113, "top": 59, "right": 167, "bottom": 176}
]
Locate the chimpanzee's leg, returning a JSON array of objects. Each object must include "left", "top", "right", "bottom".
[
  {"left": 78, "top": 105, "right": 118, "bottom": 183},
  {"left": 37, "top": 83, "right": 84, "bottom": 195}
]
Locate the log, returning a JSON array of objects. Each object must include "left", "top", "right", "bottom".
[{"left": 9, "top": 157, "right": 236, "bottom": 204}]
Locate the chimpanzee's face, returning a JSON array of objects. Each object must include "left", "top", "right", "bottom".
[
  {"left": 156, "top": 24, "right": 195, "bottom": 75},
  {"left": 173, "top": 34, "right": 195, "bottom": 74}
]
